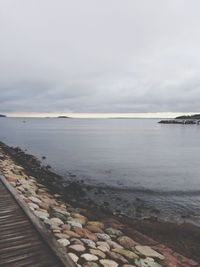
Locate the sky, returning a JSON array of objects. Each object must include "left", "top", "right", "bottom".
[{"left": 0, "top": 0, "right": 200, "bottom": 118}]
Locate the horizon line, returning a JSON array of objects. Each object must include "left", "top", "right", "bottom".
[{"left": 1, "top": 112, "right": 199, "bottom": 119}]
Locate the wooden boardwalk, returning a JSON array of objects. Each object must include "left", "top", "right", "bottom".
[{"left": 0, "top": 175, "right": 75, "bottom": 267}]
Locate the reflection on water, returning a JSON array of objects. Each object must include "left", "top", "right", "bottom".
[{"left": 0, "top": 118, "right": 200, "bottom": 224}]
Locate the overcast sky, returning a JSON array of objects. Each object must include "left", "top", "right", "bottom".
[{"left": 0, "top": 0, "right": 200, "bottom": 116}]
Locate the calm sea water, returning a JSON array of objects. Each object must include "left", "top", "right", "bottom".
[{"left": 0, "top": 118, "right": 200, "bottom": 224}]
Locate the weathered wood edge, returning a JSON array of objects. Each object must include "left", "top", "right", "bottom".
[{"left": 0, "top": 173, "right": 76, "bottom": 267}]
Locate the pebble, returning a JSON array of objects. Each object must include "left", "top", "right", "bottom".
[
  {"left": 28, "top": 196, "right": 41, "bottom": 204},
  {"left": 117, "top": 236, "right": 138, "bottom": 250},
  {"left": 69, "top": 244, "right": 86, "bottom": 252},
  {"left": 135, "top": 246, "right": 165, "bottom": 260},
  {"left": 89, "top": 249, "right": 106, "bottom": 259},
  {"left": 57, "top": 238, "right": 70, "bottom": 247},
  {"left": 96, "top": 233, "right": 111, "bottom": 241},
  {"left": 107, "top": 240, "right": 123, "bottom": 249},
  {"left": 87, "top": 221, "right": 104, "bottom": 229},
  {"left": 99, "top": 259, "right": 119, "bottom": 267},
  {"left": 68, "top": 253, "right": 79, "bottom": 263},
  {"left": 81, "top": 254, "right": 99, "bottom": 261},
  {"left": 112, "top": 248, "right": 139, "bottom": 260},
  {"left": 83, "top": 262, "right": 100, "bottom": 267},
  {"left": 34, "top": 210, "right": 49, "bottom": 220},
  {"left": 50, "top": 217, "right": 64, "bottom": 226},
  {"left": 81, "top": 238, "right": 96, "bottom": 248},
  {"left": 135, "top": 258, "right": 162, "bottom": 267},
  {"left": 67, "top": 220, "right": 83, "bottom": 228},
  {"left": 62, "top": 230, "right": 80, "bottom": 238},
  {"left": 105, "top": 228, "right": 123, "bottom": 237},
  {"left": 106, "top": 251, "right": 128, "bottom": 264}
]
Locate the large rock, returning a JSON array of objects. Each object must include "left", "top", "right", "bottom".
[{"left": 135, "top": 246, "right": 165, "bottom": 260}]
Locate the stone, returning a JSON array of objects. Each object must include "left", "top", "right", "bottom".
[
  {"left": 50, "top": 217, "right": 64, "bottom": 226},
  {"left": 71, "top": 238, "right": 84, "bottom": 245},
  {"left": 135, "top": 246, "right": 165, "bottom": 260},
  {"left": 96, "top": 233, "right": 111, "bottom": 241},
  {"left": 105, "top": 228, "right": 123, "bottom": 237},
  {"left": 71, "top": 212, "right": 87, "bottom": 225},
  {"left": 89, "top": 249, "right": 106, "bottom": 259},
  {"left": 99, "top": 259, "right": 119, "bottom": 267},
  {"left": 107, "top": 240, "right": 123, "bottom": 249},
  {"left": 96, "top": 242, "right": 110, "bottom": 249},
  {"left": 83, "top": 262, "right": 100, "bottom": 267},
  {"left": 62, "top": 230, "right": 80, "bottom": 238},
  {"left": 51, "top": 211, "right": 68, "bottom": 223},
  {"left": 117, "top": 236, "right": 138, "bottom": 250},
  {"left": 135, "top": 258, "right": 162, "bottom": 267},
  {"left": 54, "top": 233, "right": 70, "bottom": 239},
  {"left": 34, "top": 210, "right": 49, "bottom": 220},
  {"left": 39, "top": 202, "right": 49, "bottom": 210},
  {"left": 81, "top": 239, "right": 96, "bottom": 248},
  {"left": 123, "top": 265, "right": 137, "bottom": 267},
  {"left": 81, "top": 254, "right": 99, "bottom": 261},
  {"left": 28, "top": 202, "right": 39, "bottom": 210},
  {"left": 97, "top": 245, "right": 110, "bottom": 253},
  {"left": 106, "top": 251, "right": 128, "bottom": 264},
  {"left": 67, "top": 220, "right": 83, "bottom": 228},
  {"left": 29, "top": 196, "right": 42, "bottom": 204},
  {"left": 62, "top": 224, "right": 71, "bottom": 231},
  {"left": 86, "top": 225, "right": 104, "bottom": 233},
  {"left": 74, "top": 227, "right": 98, "bottom": 241},
  {"left": 68, "top": 253, "right": 79, "bottom": 263},
  {"left": 112, "top": 248, "right": 139, "bottom": 260},
  {"left": 57, "top": 238, "right": 70, "bottom": 247},
  {"left": 52, "top": 207, "right": 70, "bottom": 217},
  {"left": 69, "top": 244, "right": 86, "bottom": 253},
  {"left": 87, "top": 221, "right": 104, "bottom": 229}
]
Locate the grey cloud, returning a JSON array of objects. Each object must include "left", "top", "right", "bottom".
[{"left": 0, "top": 0, "right": 200, "bottom": 114}]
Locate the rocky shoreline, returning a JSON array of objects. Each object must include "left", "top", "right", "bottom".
[{"left": 0, "top": 141, "right": 199, "bottom": 265}]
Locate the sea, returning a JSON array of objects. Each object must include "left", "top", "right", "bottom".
[{"left": 0, "top": 117, "right": 200, "bottom": 225}]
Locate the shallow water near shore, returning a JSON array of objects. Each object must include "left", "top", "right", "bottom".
[{"left": 0, "top": 117, "right": 200, "bottom": 225}]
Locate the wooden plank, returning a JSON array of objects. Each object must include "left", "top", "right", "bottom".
[{"left": 0, "top": 174, "right": 75, "bottom": 267}]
